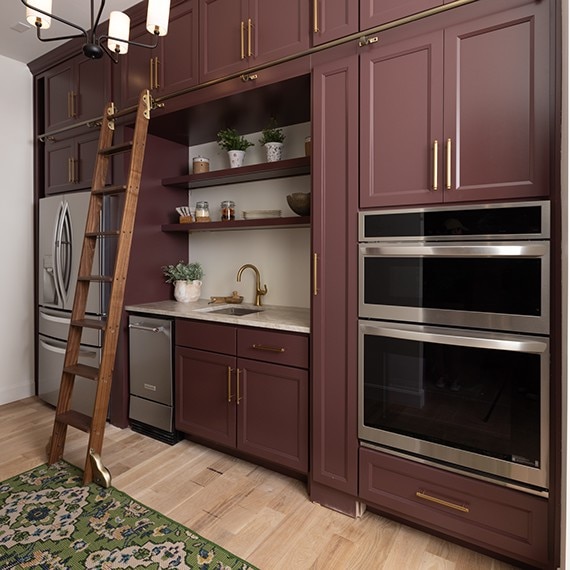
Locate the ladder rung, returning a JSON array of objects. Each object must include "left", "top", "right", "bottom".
[
  {"left": 56, "top": 410, "right": 92, "bottom": 433},
  {"left": 63, "top": 363, "right": 99, "bottom": 380},
  {"left": 85, "top": 230, "right": 120, "bottom": 238},
  {"left": 92, "top": 184, "right": 127, "bottom": 196},
  {"left": 71, "top": 318, "right": 107, "bottom": 331},
  {"left": 99, "top": 141, "right": 133, "bottom": 156},
  {"left": 78, "top": 275, "right": 113, "bottom": 283}
]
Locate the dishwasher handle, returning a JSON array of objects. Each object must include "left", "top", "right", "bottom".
[{"left": 128, "top": 323, "right": 165, "bottom": 333}]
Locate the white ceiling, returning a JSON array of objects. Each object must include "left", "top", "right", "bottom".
[{"left": 0, "top": 0, "right": 143, "bottom": 64}]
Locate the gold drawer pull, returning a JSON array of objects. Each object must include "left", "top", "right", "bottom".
[
  {"left": 251, "top": 344, "right": 285, "bottom": 353},
  {"left": 415, "top": 490, "right": 469, "bottom": 513}
]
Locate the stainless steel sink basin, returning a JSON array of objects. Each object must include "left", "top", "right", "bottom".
[{"left": 209, "top": 307, "right": 263, "bottom": 316}]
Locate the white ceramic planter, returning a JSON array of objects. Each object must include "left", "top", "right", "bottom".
[
  {"left": 174, "top": 280, "right": 202, "bottom": 303},
  {"left": 228, "top": 150, "right": 245, "bottom": 168},
  {"left": 264, "top": 142, "right": 283, "bottom": 162}
]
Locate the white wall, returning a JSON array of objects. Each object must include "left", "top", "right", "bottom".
[{"left": 0, "top": 55, "right": 34, "bottom": 404}]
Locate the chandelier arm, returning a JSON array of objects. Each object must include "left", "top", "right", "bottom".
[
  {"left": 21, "top": 0, "right": 88, "bottom": 36},
  {"left": 35, "top": 26, "right": 85, "bottom": 44},
  {"left": 98, "top": 33, "right": 160, "bottom": 51},
  {"left": 91, "top": 0, "right": 106, "bottom": 40},
  {"left": 97, "top": 41, "right": 120, "bottom": 64}
]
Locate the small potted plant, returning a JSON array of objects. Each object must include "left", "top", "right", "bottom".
[
  {"left": 259, "top": 117, "right": 285, "bottom": 162},
  {"left": 217, "top": 127, "right": 254, "bottom": 168},
  {"left": 162, "top": 260, "right": 204, "bottom": 303}
]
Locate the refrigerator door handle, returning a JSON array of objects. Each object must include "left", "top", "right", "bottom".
[
  {"left": 39, "top": 338, "right": 98, "bottom": 359},
  {"left": 53, "top": 201, "right": 66, "bottom": 306},
  {"left": 40, "top": 310, "right": 71, "bottom": 326}
]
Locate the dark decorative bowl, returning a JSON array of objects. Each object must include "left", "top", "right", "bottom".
[{"left": 286, "top": 192, "right": 311, "bottom": 216}]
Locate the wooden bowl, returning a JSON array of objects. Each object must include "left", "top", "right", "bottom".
[{"left": 286, "top": 192, "right": 310, "bottom": 216}]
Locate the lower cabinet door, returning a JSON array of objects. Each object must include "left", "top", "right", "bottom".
[
  {"left": 359, "top": 447, "right": 549, "bottom": 569},
  {"left": 237, "top": 358, "right": 308, "bottom": 473},
  {"left": 175, "top": 346, "right": 236, "bottom": 448}
]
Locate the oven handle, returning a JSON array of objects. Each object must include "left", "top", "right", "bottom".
[
  {"left": 360, "top": 243, "right": 548, "bottom": 257},
  {"left": 359, "top": 323, "right": 548, "bottom": 354}
]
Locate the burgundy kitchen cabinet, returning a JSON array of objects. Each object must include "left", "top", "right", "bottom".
[
  {"left": 42, "top": 53, "right": 110, "bottom": 133},
  {"left": 310, "top": 42, "right": 360, "bottom": 515},
  {"left": 176, "top": 320, "right": 309, "bottom": 473},
  {"left": 44, "top": 129, "right": 102, "bottom": 195},
  {"left": 199, "top": 0, "right": 309, "bottom": 83},
  {"left": 360, "top": 0, "right": 552, "bottom": 208},
  {"left": 360, "top": 0, "right": 449, "bottom": 30},
  {"left": 312, "top": 0, "right": 358, "bottom": 46},
  {"left": 360, "top": 447, "right": 549, "bottom": 569},
  {"left": 119, "top": 0, "right": 198, "bottom": 109}
]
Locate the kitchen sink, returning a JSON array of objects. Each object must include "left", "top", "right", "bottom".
[{"left": 208, "top": 307, "right": 263, "bottom": 316}]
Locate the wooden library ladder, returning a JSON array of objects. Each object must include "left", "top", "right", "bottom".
[{"left": 46, "top": 89, "right": 152, "bottom": 486}]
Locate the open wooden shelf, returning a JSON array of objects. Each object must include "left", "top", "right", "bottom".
[
  {"left": 162, "top": 216, "right": 310, "bottom": 232},
  {"left": 162, "top": 156, "right": 311, "bottom": 189}
]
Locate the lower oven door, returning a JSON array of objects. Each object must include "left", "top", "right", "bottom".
[{"left": 358, "top": 320, "right": 549, "bottom": 492}]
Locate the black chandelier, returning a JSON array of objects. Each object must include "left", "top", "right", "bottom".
[{"left": 21, "top": 0, "right": 171, "bottom": 62}]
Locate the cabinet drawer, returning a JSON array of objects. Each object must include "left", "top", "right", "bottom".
[
  {"left": 359, "top": 448, "right": 548, "bottom": 568},
  {"left": 238, "top": 328, "right": 308, "bottom": 369},
  {"left": 176, "top": 319, "right": 236, "bottom": 354}
]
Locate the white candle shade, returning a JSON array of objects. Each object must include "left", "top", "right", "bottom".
[
  {"left": 26, "top": 0, "right": 52, "bottom": 28},
  {"left": 108, "top": 11, "right": 130, "bottom": 55},
  {"left": 146, "top": 0, "right": 171, "bottom": 36}
]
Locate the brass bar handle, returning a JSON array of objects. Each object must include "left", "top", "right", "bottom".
[
  {"left": 313, "top": 0, "right": 319, "bottom": 33},
  {"left": 247, "top": 18, "right": 253, "bottom": 57},
  {"left": 236, "top": 368, "right": 242, "bottom": 405},
  {"left": 313, "top": 252, "right": 318, "bottom": 296},
  {"left": 251, "top": 344, "right": 285, "bottom": 353},
  {"left": 149, "top": 58, "right": 154, "bottom": 89},
  {"left": 432, "top": 139, "right": 438, "bottom": 191},
  {"left": 240, "top": 21, "right": 245, "bottom": 60},
  {"left": 71, "top": 91, "right": 77, "bottom": 118},
  {"left": 67, "top": 92, "right": 72, "bottom": 119},
  {"left": 446, "top": 137, "right": 452, "bottom": 190},
  {"left": 415, "top": 490, "right": 469, "bottom": 513},
  {"left": 154, "top": 57, "right": 160, "bottom": 89},
  {"left": 67, "top": 157, "right": 72, "bottom": 183},
  {"left": 227, "top": 366, "right": 233, "bottom": 402},
  {"left": 71, "top": 158, "right": 77, "bottom": 183}
]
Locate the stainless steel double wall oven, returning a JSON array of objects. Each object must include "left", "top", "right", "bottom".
[{"left": 358, "top": 201, "right": 550, "bottom": 493}]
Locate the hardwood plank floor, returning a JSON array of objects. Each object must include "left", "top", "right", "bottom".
[{"left": 0, "top": 397, "right": 521, "bottom": 569}]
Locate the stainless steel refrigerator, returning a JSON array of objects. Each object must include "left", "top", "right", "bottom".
[{"left": 37, "top": 191, "right": 116, "bottom": 415}]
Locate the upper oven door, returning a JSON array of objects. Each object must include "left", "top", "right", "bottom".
[{"left": 359, "top": 241, "right": 549, "bottom": 334}]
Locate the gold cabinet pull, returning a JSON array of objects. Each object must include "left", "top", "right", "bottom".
[
  {"left": 240, "top": 21, "right": 245, "bottom": 60},
  {"left": 251, "top": 344, "right": 285, "bottom": 353},
  {"left": 236, "top": 368, "right": 242, "bottom": 404},
  {"left": 69, "top": 91, "right": 77, "bottom": 118},
  {"left": 247, "top": 18, "right": 253, "bottom": 57},
  {"left": 67, "top": 157, "right": 73, "bottom": 183},
  {"left": 446, "top": 137, "right": 452, "bottom": 190},
  {"left": 313, "top": 252, "right": 318, "bottom": 296},
  {"left": 71, "top": 157, "right": 77, "bottom": 183},
  {"left": 149, "top": 58, "right": 154, "bottom": 89},
  {"left": 432, "top": 139, "right": 439, "bottom": 191},
  {"left": 313, "top": 0, "right": 319, "bottom": 33},
  {"left": 227, "top": 366, "right": 233, "bottom": 402},
  {"left": 416, "top": 490, "right": 469, "bottom": 513},
  {"left": 67, "top": 91, "right": 72, "bottom": 119},
  {"left": 154, "top": 57, "right": 160, "bottom": 89}
]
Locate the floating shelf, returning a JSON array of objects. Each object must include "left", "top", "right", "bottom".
[
  {"left": 162, "top": 216, "right": 310, "bottom": 233},
  {"left": 162, "top": 156, "right": 311, "bottom": 190}
]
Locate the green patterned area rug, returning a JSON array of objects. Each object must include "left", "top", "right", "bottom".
[{"left": 0, "top": 461, "right": 258, "bottom": 569}]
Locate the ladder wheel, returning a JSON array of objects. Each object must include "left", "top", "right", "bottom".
[{"left": 89, "top": 449, "right": 112, "bottom": 488}]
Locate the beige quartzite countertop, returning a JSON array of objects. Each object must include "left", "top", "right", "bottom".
[{"left": 125, "top": 299, "right": 310, "bottom": 334}]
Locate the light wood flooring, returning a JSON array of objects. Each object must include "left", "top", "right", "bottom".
[{"left": 0, "top": 397, "right": 521, "bottom": 569}]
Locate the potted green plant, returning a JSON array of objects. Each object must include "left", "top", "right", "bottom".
[
  {"left": 259, "top": 118, "right": 285, "bottom": 162},
  {"left": 162, "top": 260, "right": 204, "bottom": 303},
  {"left": 217, "top": 127, "right": 254, "bottom": 168}
]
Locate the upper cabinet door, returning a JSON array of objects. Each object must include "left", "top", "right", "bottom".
[
  {"left": 75, "top": 57, "right": 109, "bottom": 121},
  {"left": 361, "top": 0, "right": 442, "bottom": 30},
  {"left": 312, "top": 0, "right": 358, "bottom": 45},
  {"left": 199, "top": 0, "right": 248, "bottom": 83},
  {"left": 249, "top": 0, "right": 309, "bottom": 66},
  {"left": 44, "top": 61, "right": 75, "bottom": 132},
  {"left": 443, "top": 0, "right": 551, "bottom": 202},
  {"left": 360, "top": 29, "right": 444, "bottom": 208}
]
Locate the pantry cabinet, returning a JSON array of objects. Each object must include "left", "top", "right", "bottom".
[
  {"left": 360, "top": 0, "right": 552, "bottom": 207},
  {"left": 175, "top": 320, "right": 309, "bottom": 473},
  {"left": 199, "top": 0, "right": 309, "bottom": 83},
  {"left": 119, "top": 0, "right": 198, "bottom": 108}
]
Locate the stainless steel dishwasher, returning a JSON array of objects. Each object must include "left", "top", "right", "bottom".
[{"left": 128, "top": 315, "right": 180, "bottom": 444}]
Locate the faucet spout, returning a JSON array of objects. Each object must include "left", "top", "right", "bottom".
[{"left": 236, "top": 264, "right": 268, "bottom": 306}]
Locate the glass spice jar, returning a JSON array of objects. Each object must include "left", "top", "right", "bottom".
[
  {"left": 220, "top": 200, "right": 235, "bottom": 221},
  {"left": 195, "top": 201, "right": 210, "bottom": 222}
]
